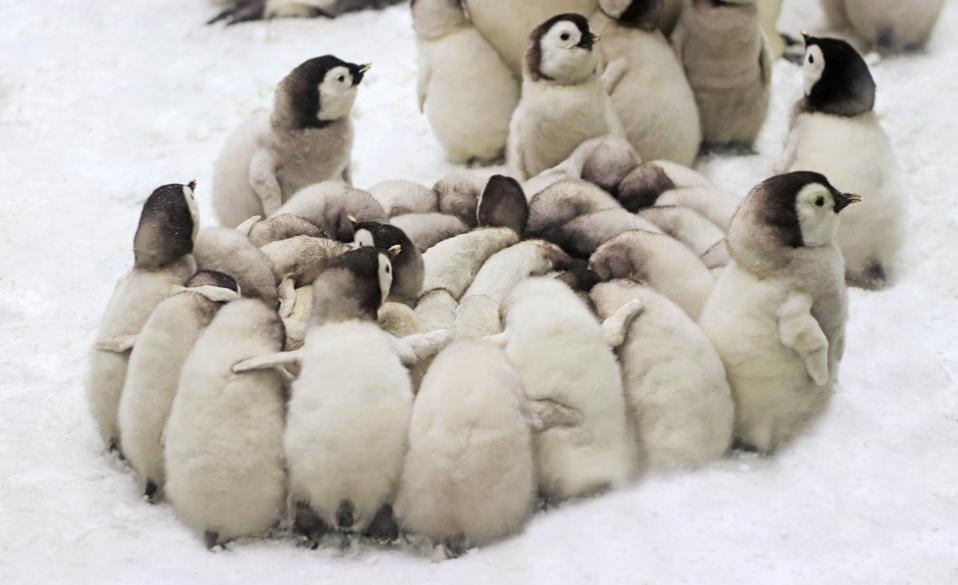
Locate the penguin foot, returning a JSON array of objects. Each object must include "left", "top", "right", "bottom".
[
  {"left": 293, "top": 502, "right": 329, "bottom": 542},
  {"left": 443, "top": 534, "right": 468, "bottom": 558},
  {"left": 204, "top": 530, "right": 221, "bottom": 550},
  {"left": 144, "top": 479, "right": 159, "bottom": 504},
  {"left": 363, "top": 505, "right": 399, "bottom": 543}
]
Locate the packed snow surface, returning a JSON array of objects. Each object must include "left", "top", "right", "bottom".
[{"left": 2, "top": 0, "right": 957, "bottom": 582}]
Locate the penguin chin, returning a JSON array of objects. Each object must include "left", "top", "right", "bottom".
[{"left": 317, "top": 86, "right": 358, "bottom": 122}]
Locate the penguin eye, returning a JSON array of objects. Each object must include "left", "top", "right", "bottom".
[
  {"left": 808, "top": 55, "right": 815, "bottom": 64},
  {"left": 386, "top": 266, "right": 391, "bottom": 273},
  {"left": 560, "top": 32, "right": 570, "bottom": 41},
  {"left": 815, "top": 196, "right": 825, "bottom": 207},
  {"left": 338, "top": 75, "right": 345, "bottom": 82}
]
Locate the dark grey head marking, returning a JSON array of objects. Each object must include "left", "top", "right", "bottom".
[
  {"left": 526, "top": 13, "right": 594, "bottom": 81},
  {"left": 750, "top": 171, "right": 843, "bottom": 248},
  {"left": 618, "top": 0, "right": 664, "bottom": 29},
  {"left": 803, "top": 35, "right": 876, "bottom": 117},
  {"left": 280, "top": 55, "right": 366, "bottom": 129},
  {"left": 186, "top": 270, "right": 239, "bottom": 293},
  {"left": 555, "top": 268, "right": 601, "bottom": 293},
  {"left": 616, "top": 163, "right": 675, "bottom": 212},
  {"left": 313, "top": 247, "right": 384, "bottom": 321},
  {"left": 133, "top": 183, "right": 195, "bottom": 269},
  {"left": 477, "top": 175, "right": 529, "bottom": 235}
]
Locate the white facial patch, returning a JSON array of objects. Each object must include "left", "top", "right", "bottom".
[
  {"left": 353, "top": 228, "right": 375, "bottom": 248},
  {"left": 795, "top": 183, "right": 839, "bottom": 247},
  {"left": 183, "top": 184, "right": 199, "bottom": 241},
  {"left": 318, "top": 65, "right": 359, "bottom": 122},
  {"left": 539, "top": 20, "right": 596, "bottom": 83},
  {"left": 803, "top": 45, "right": 825, "bottom": 96},
  {"left": 377, "top": 253, "right": 393, "bottom": 303}
]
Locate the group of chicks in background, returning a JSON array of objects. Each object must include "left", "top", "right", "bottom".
[{"left": 85, "top": 0, "right": 938, "bottom": 558}]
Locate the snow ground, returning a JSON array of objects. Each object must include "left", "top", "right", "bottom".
[{"left": 1, "top": 0, "right": 957, "bottom": 582}]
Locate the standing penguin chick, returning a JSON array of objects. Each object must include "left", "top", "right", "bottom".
[
  {"left": 821, "top": 0, "right": 944, "bottom": 53},
  {"left": 212, "top": 56, "right": 369, "bottom": 227},
  {"left": 163, "top": 299, "right": 288, "bottom": 548},
  {"left": 592, "top": 280, "right": 733, "bottom": 471},
  {"left": 233, "top": 248, "right": 451, "bottom": 537},
  {"left": 591, "top": 0, "right": 702, "bottom": 166},
  {"left": 413, "top": 0, "right": 520, "bottom": 164},
  {"left": 508, "top": 13, "right": 624, "bottom": 181},
  {"left": 88, "top": 182, "right": 199, "bottom": 452},
  {"left": 118, "top": 272, "right": 240, "bottom": 502},
  {"left": 394, "top": 340, "right": 536, "bottom": 554},
  {"left": 499, "top": 277, "right": 636, "bottom": 500},
  {"left": 699, "top": 172, "right": 859, "bottom": 453},
  {"left": 672, "top": 0, "right": 772, "bottom": 149},
  {"left": 778, "top": 36, "right": 906, "bottom": 288},
  {"left": 353, "top": 221, "right": 424, "bottom": 304}
]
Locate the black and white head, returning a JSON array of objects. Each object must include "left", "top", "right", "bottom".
[
  {"left": 730, "top": 172, "right": 861, "bottom": 264},
  {"left": 275, "top": 55, "right": 370, "bottom": 129},
  {"left": 802, "top": 35, "right": 876, "bottom": 117},
  {"left": 476, "top": 175, "right": 529, "bottom": 235},
  {"left": 351, "top": 220, "right": 420, "bottom": 301},
  {"left": 599, "top": 0, "right": 663, "bottom": 30},
  {"left": 185, "top": 270, "right": 240, "bottom": 298},
  {"left": 526, "top": 13, "right": 599, "bottom": 83},
  {"left": 133, "top": 181, "right": 199, "bottom": 270},
  {"left": 311, "top": 247, "right": 394, "bottom": 324}
]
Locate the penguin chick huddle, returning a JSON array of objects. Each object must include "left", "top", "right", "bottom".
[{"left": 88, "top": 27, "right": 909, "bottom": 556}]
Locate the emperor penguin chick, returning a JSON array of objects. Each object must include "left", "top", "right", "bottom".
[
  {"left": 420, "top": 227, "right": 521, "bottom": 300},
  {"left": 508, "top": 13, "right": 624, "bottom": 181},
  {"left": 276, "top": 181, "right": 387, "bottom": 242},
  {"left": 88, "top": 182, "right": 199, "bottom": 452},
  {"left": 212, "top": 56, "right": 369, "bottom": 227},
  {"left": 500, "top": 278, "right": 636, "bottom": 500},
  {"left": 590, "top": 229, "right": 715, "bottom": 319},
  {"left": 163, "top": 298, "right": 288, "bottom": 548},
  {"left": 617, "top": 160, "right": 739, "bottom": 229},
  {"left": 118, "top": 272, "right": 240, "bottom": 502},
  {"left": 235, "top": 214, "right": 325, "bottom": 247},
  {"left": 413, "top": 0, "right": 520, "bottom": 164},
  {"left": 672, "top": 0, "right": 772, "bottom": 148},
  {"left": 233, "top": 248, "right": 450, "bottom": 537},
  {"left": 778, "top": 36, "right": 906, "bottom": 289},
  {"left": 526, "top": 178, "right": 622, "bottom": 239},
  {"left": 463, "top": 0, "right": 600, "bottom": 75},
  {"left": 699, "top": 172, "right": 859, "bottom": 454},
  {"left": 390, "top": 213, "right": 468, "bottom": 252},
  {"left": 591, "top": 0, "right": 702, "bottom": 166},
  {"left": 592, "top": 280, "right": 734, "bottom": 471},
  {"left": 394, "top": 340, "right": 536, "bottom": 553},
  {"left": 637, "top": 205, "right": 725, "bottom": 257},
  {"left": 434, "top": 171, "right": 484, "bottom": 228},
  {"left": 369, "top": 180, "right": 438, "bottom": 217},
  {"left": 194, "top": 226, "right": 279, "bottom": 307},
  {"left": 823, "top": 0, "right": 944, "bottom": 53},
  {"left": 259, "top": 235, "right": 351, "bottom": 316},
  {"left": 352, "top": 221, "right": 424, "bottom": 304}
]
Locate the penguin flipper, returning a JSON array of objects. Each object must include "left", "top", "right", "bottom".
[
  {"left": 277, "top": 278, "right": 297, "bottom": 318},
  {"left": 175, "top": 285, "right": 241, "bottom": 304},
  {"left": 416, "top": 52, "right": 431, "bottom": 114},
  {"left": 601, "top": 57, "right": 629, "bottom": 96},
  {"left": 392, "top": 329, "right": 453, "bottom": 366},
  {"left": 96, "top": 335, "right": 138, "bottom": 353},
  {"left": 235, "top": 215, "right": 262, "bottom": 236},
  {"left": 600, "top": 298, "right": 644, "bottom": 349},
  {"left": 231, "top": 350, "right": 303, "bottom": 375},
  {"left": 249, "top": 149, "right": 283, "bottom": 217},
  {"left": 523, "top": 398, "right": 583, "bottom": 432},
  {"left": 777, "top": 292, "right": 830, "bottom": 386}
]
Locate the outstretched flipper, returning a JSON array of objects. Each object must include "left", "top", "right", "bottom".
[
  {"left": 96, "top": 335, "right": 138, "bottom": 353},
  {"left": 777, "top": 292, "right": 829, "bottom": 386},
  {"left": 277, "top": 278, "right": 297, "bottom": 318},
  {"left": 176, "top": 285, "right": 242, "bottom": 304},
  {"left": 231, "top": 350, "right": 304, "bottom": 384},
  {"left": 249, "top": 149, "right": 283, "bottom": 217},
  {"left": 600, "top": 299, "right": 644, "bottom": 349},
  {"left": 523, "top": 398, "right": 584, "bottom": 432},
  {"left": 235, "top": 215, "right": 262, "bottom": 236},
  {"left": 391, "top": 330, "right": 452, "bottom": 366},
  {"left": 600, "top": 57, "right": 629, "bottom": 95},
  {"left": 416, "top": 52, "right": 431, "bottom": 114}
]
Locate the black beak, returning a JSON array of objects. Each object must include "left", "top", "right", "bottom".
[
  {"left": 350, "top": 63, "right": 371, "bottom": 85},
  {"left": 834, "top": 192, "right": 862, "bottom": 212},
  {"left": 578, "top": 32, "right": 599, "bottom": 50},
  {"left": 187, "top": 180, "right": 197, "bottom": 192}
]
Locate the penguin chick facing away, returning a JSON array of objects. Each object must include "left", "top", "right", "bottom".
[
  {"left": 672, "top": 0, "right": 772, "bottom": 149},
  {"left": 352, "top": 220, "right": 424, "bottom": 304},
  {"left": 212, "top": 56, "right": 369, "bottom": 227},
  {"left": 193, "top": 226, "right": 279, "bottom": 308},
  {"left": 820, "top": 0, "right": 944, "bottom": 53},
  {"left": 699, "top": 172, "right": 859, "bottom": 454},
  {"left": 275, "top": 181, "right": 387, "bottom": 242},
  {"left": 88, "top": 182, "right": 199, "bottom": 453},
  {"left": 592, "top": 280, "right": 734, "bottom": 471},
  {"left": 778, "top": 35, "right": 906, "bottom": 289},
  {"left": 497, "top": 277, "right": 637, "bottom": 500},
  {"left": 590, "top": 229, "right": 715, "bottom": 320},
  {"left": 119, "top": 271, "right": 240, "bottom": 503},
  {"left": 521, "top": 134, "right": 639, "bottom": 199},
  {"left": 163, "top": 299, "right": 288, "bottom": 548},
  {"left": 591, "top": 0, "right": 702, "bottom": 166},
  {"left": 395, "top": 340, "right": 538, "bottom": 554},
  {"left": 232, "top": 248, "right": 451, "bottom": 537},
  {"left": 617, "top": 160, "right": 739, "bottom": 229},
  {"left": 235, "top": 213, "right": 325, "bottom": 247},
  {"left": 413, "top": 0, "right": 520, "bottom": 164},
  {"left": 434, "top": 171, "right": 484, "bottom": 228},
  {"left": 508, "top": 13, "right": 625, "bottom": 181}
]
